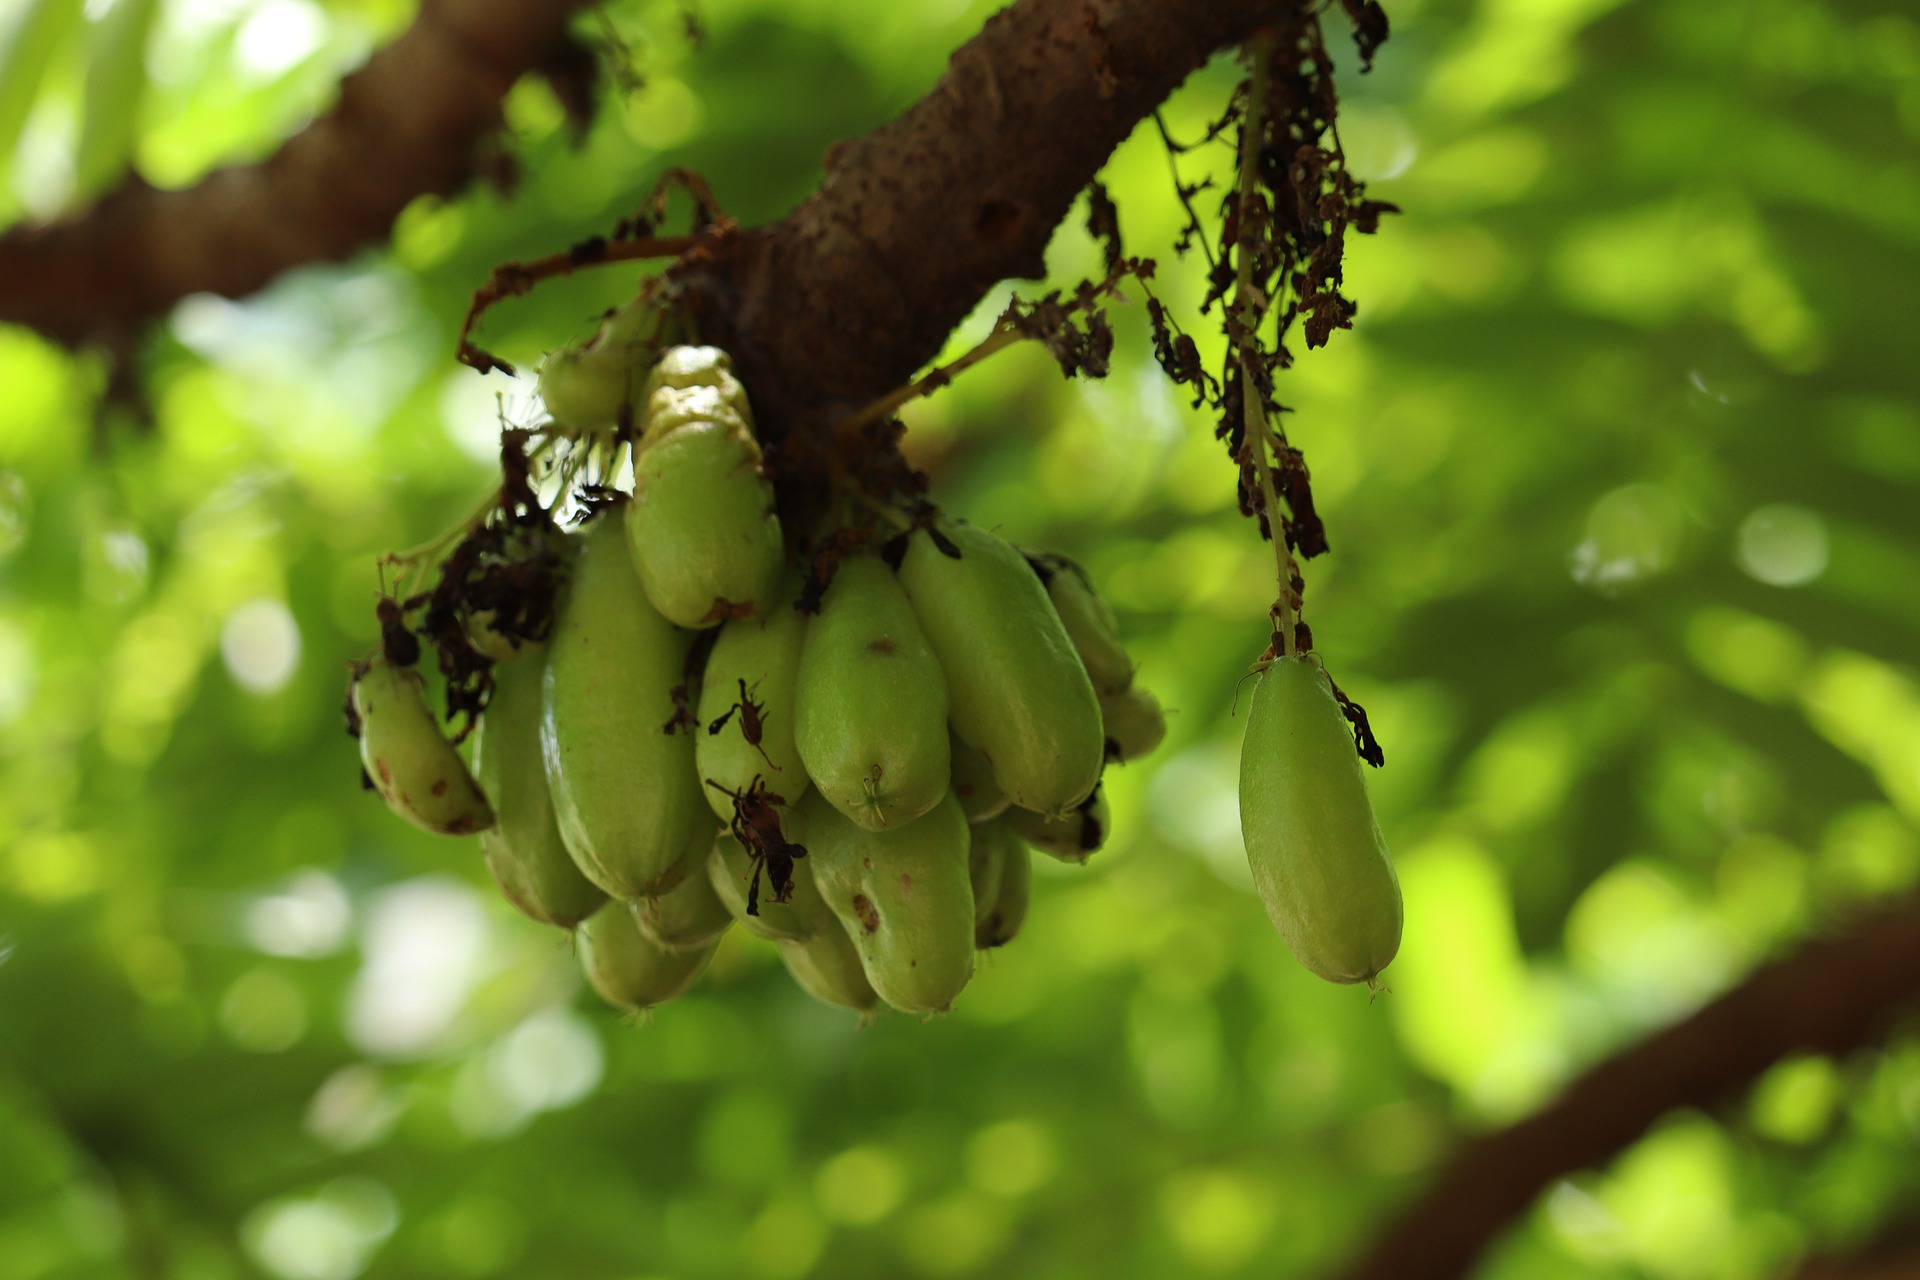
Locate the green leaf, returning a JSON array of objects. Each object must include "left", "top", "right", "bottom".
[{"left": 75, "top": 0, "right": 159, "bottom": 196}]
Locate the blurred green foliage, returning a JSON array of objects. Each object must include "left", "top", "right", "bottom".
[{"left": 2, "top": 0, "right": 1919, "bottom": 1276}]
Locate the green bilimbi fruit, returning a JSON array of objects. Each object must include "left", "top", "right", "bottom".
[
  {"left": 537, "top": 297, "right": 656, "bottom": 434},
  {"left": 1238, "top": 656, "right": 1402, "bottom": 986},
  {"left": 793, "top": 790, "right": 975, "bottom": 1014},
  {"left": 635, "top": 831, "right": 732, "bottom": 951},
  {"left": 353, "top": 656, "right": 494, "bottom": 836},
  {"left": 949, "top": 733, "right": 1008, "bottom": 824},
  {"left": 625, "top": 347, "right": 783, "bottom": 627},
  {"left": 472, "top": 659, "right": 606, "bottom": 928},
  {"left": 1101, "top": 685, "right": 1167, "bottom": 764},
  {"left": 1005, "top": 784, "right": 1109, "bottom": 864},
  {"left": 967, "top": 814, "right": 1007, "bottom": 929},
  {"left": 975, "top": 823, "right": 1030, "bottom": 950},
  {"left": 897, "top": 521, "right": 1103, "bottom": 819},
  {"left": 542, "top": 514, "right": 706, "bottom": 898},
  {"left": 579, "top": 902, "right": 713, "bottom": 1012},
  {"left": 793, "top": 555, "right": 950, "bottom": 831},
  {"left": 778, "top": 928, "right": 879, "bottom": 1014},
  {"left": 697, "top": 579, "right": 809, "bottom": 819},
  {"left": 708, "top": 832, "right": 831, "bottom": 943},
  {"left": 1025, "top": 551, "right": 1133, "bottom": 697}
]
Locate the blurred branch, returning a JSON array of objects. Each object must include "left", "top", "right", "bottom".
[
  {"left": 0, "top": 0, "right": 598, "bottom": 349},
  {"left": 674, "top": 0, "right": 1292, "bottom": 432},
  {"left": 1338, "top": 895, "right": 1920, "bottom": 1280}
]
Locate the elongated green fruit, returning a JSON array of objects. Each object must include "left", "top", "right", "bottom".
[
  {"left": 1239, "top": 657, "right": 1401, "bottom": 985},
  {"left": 793, "top": 555, "right": 950, "bottom": 831},
  {"left": 580, "top": 903, "right": 713, "bottom": 1011},
  {"left": 626, "top": 348, "right": 782, "bottom": 626},
  {"left": 542, "top": 514, "right": 706, "bottom": 898},
  {"left": 472, "top": 659, "right": 606, "bottom": 928},
  {"left": 709, "top": 832, "right": 831, "bottom": 943},
  {"left": 950, "top": 733, "right": 1008, "bottom": 824},
  {"left": 897, "top": 521, "right": 1102, "bottom": 818},
  {"left": 778, "top": 929, "right": 879, "bottom": 1014},
  {"left": 1025, "top": 550, "right": 1133, "bottom": 696},
  {"left": 967, "top": 814, "right": 1007, "bottom": 928},
  {"left": 353, "top": 656, "right": 494, "bottom": 836},
  {"left": 975, "top": 826, "right": 1030, "bottom": 950},
  {"left": 76, "top": 0, "right": 159, "bottom": 195},
  {"left": 635, "top": 827, "right": 731, "bottom": 951},
  {"left": 792, "top": 790, "right": 974, "bottom": 1014},
  {"left": 1005, "top": 785, "right": 1109, "bottom": 864},
  {"left": 697, "top": 580, "right": 809, "bottom": 818},
  {"left": 1101, "top": 685, "right": 1167, "bottom": 764},
  {"left": 537, "top": 297, "right": 658, "bottom": 433}
]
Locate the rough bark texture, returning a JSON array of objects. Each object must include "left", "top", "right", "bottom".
[
  {"left": 0, "top": 0, "right": 595, "bottom": 348},
  {"left": 666, "top": 0, "right": 1279, "bottom": 432},
  {"left": 1339, "top": 895, "right": 1920, "bottom": 1280}
]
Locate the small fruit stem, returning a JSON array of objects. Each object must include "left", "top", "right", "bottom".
[
  {"left": 1233, "top": 34, "right": 1300, "bottom": 662},
  {"left": 838, "top": 326, "right": 1025, "bottom": 438}
]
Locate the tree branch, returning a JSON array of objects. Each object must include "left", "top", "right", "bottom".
[
  {"left": 1339, "top": 895, "right": 1920, "bottom": 1280},
  {"left": 0, "top": 0, "right": 596, "bottom": 348},
  {"left": 675, "top": 0, "right": 1285, "bottom": 433}
]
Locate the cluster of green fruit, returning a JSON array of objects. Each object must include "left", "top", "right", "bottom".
[{"left": 350, "top": 347, "right": 1167, "bottom": 1018}]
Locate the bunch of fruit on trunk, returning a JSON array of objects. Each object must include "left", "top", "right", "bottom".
[{"left": 349, "top": 346, "right": 1174, "bottom": 1018}]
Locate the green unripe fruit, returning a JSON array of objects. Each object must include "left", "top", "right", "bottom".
[
  {"left": 635, "top": 830, "right": 732, "bottom": 951},
  {"left": 709, "top": 832, "right": 832, "bottom": 943},
  {"left": 897, "top": 521, "right": 1103, "bottom": 819},
  {"left": 472, "top": 659, "right": 606, "bottom": 928},
  {"left": 792, "top": 790, "right": 975, "bottom": 1014},
  {"left": 950, "top": 733, "right": 1008, "bottom": 823},
  {"left": 542, "top": 515, "right": 707, "bottom": 898},
  {"left": 697, "top": 582, "right": 809, "bottom": 818},
  {"left": 353, "top": 656, "right": 494, "bottom": 836},
  {"left": 1101, "top": 685, "right": 1167, "bottom": 764},
  {"left": 625, "top": 346, "right": 783, "bottom": 627},
  {"left": 1239, "top": 657, "right": 1402, "bottom": 986},
  {"left": 1005, "top": 784, "right": 1109, "bottom": 864},
  {"left": 794, "top": 555, "right": 950, "bottom": 831},
  {"left": 579, "top": 903, "right": 713, "bottom": 1012},
  {"left": 1026, "top": 550, "right": 1133, "bottom": 697},
  {"left": 538, "top": 345, "right": 637, "bottom": 435},
  {"left": 626, "top": 421, "right": 783, "bottom": 626},
  {"left": 967, "top": 814, "right": 1007, "bottom": 928},
  {"left": 778, "top": 928, "right": 879, "bottom": 1014},
  {"left": 465, "top": 608, "right": 545, "bottom": 664},
  {"left": 976, "top": 824, "right": 1030, "bottom": 950}
]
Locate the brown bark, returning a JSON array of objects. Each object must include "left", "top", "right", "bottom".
[
  {"left": 676, "top": 0, "right": 1280, "bottom": 434},
  {"left": 1339, "top": 895, "right": 1920, "bottom": 1280},
  {"left": 0, "top": 0, "right": 595, "bottom": 348}
]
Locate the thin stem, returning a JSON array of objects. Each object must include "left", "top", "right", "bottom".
[
  {"left": 1231, "top": 34, "right": 1299, "bottom": 659},
  {"left": 382, "top": 487, "right": 501, "bottom": 600},
  {"left": 837, "top": 325, "right": 1025, "bottom": 438}
]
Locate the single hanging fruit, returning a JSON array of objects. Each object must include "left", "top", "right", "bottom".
[
  {"left": 792, "top": 790, "right": 975, "bottom": 1014},
  {"left": 708, "top": 831, "right": 833, "bottom": 943},
  {"left": 967, "top": 814, "right": 1007, "bottom": 929},
  {"left": 1101, "top": 685, "right": 1167, "bottom": 764},
  {"left": 537, "top": 296, "right": 658, "bottom": 434},
  {"left": 634, "top": 828, "right": 732, "bottom": 951},
  {"left": 472, "top": 658, "right": 606, "bottom": 928},
  {"left": 778, "top": 928, "right": 880, "bottom": 1014},
  {"left": 975, "top": 823, "right": 1031, "bottom": 950},
  {"left": 625, "top": 347, "right": 784, "bottom": 627},
  {"left": 1005, "top": 784, "right": 1109, "bottom": 864},
  {"left": 896, "top": 520, "right": 1103, "bottom": 818},
  {"left": 579, "top": 903, "right": 714, "bottom": 1012},
  {"left": 352, "top": 655, "right": 494, "bottom": 836},
  {"left": 696, "top": 578, "right": 810, "bottom": 818},
  {"left": 793, "top": 554, "right": 950, "bottom": 831},
  {"left": 1023, "top": 550, "right": 1134, "bottom": 697},
  {"left": 542, "top": 513, "right": 708, "bottom": 898},
  {"left": 1238, "top": 656, "right": 1401, "bottom": 985},
  {"left": 949, "top": 733, "right": 1009, "bottom": 824}
]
